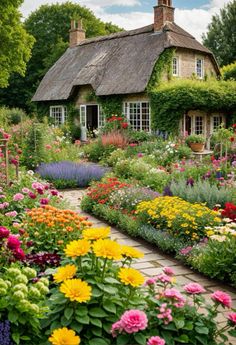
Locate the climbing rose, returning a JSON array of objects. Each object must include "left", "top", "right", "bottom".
[
  {"left": 147, "top": 336, "right": 165, "bottom": 345},
  {"left": 183, "top": 283, "right": 206, "bottom": 295},
  {"left": 211, "top": 291, "right": 232, "bottom": 308}
]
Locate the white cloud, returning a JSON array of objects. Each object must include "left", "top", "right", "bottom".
[{"left": 20, "top": 0, "right": 232, "bottom": 41}]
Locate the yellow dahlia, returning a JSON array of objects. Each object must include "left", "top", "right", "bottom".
[
  {"left": 53, "top": 265, "right": 77, "bottom": 283},
  {"left": 64, "top": 239, "right": 90, "bottom": 258},
  {"left": 118, "top": 267, "right": 145, "bottom": 287},
  {"left": 49, "top": 327, "right": 80, "bottom": 345},
  {"left": 121, "top": 245, "right": 144, "bottom": 259},
  {"left": 93, "top": 239, "right": 122, "bottom": 260},
  {"left": 60, "top": 279, "right": 92, "bottom": 302},
  {"left": 82, "top": 227, "right": 110, "bottom": 240}
]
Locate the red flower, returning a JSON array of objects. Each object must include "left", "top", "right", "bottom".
[
  {"left": 7, "top": 235, "right": 21, "bottom": 250},
  {"left": 230, "top": 137, "right": 235, "bottom": 142},
  {"left": 121, "top": 122, "right": 129, "bottom": 129},
  {"left": 13, "top": 247, "right": 25, "bottom": 260},
  {"left": 221, "top": 202, "right": 236, "bottom": 221}
]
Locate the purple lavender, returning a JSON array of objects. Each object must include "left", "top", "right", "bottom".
[
  {"left": 36, "top": 161, "right": 109, "bottom": 187},
  {"left": 0, "top": 321, "right": 13, "bottom": 345},
  {"left": 163, "top": 185, "right": 173, "bottom": 196}
]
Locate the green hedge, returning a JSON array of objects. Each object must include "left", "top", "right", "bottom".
[
  {"left": 221, "top": 61, "right": 236, "bottom": 81},
  {"left": 150, "top": 79, "right": 236, "bottom": 133}
]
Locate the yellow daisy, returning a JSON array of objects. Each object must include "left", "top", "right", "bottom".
[
  {"left": 82, "top": 227, "right": 111, "bottom": 240},
  {"left": 93, "top": 239, "right": 122, "bottom": 260},
  {"left": 60, "top": 279, "right": 92, "bottom": 303},
  {"left": 64, "top": 239, "right": 90, "bottom": 258},
  {"left": 49, "top": 327, "right": 80, "bottom": 345},
  {"left": 118, "top": 267, "right": 145, "bottom": 287},
  {"left": 53, "top": 265, "right": 77, "bottom": 283},
  {"left": 121, "top": 245, "right": 144, "bottom": 259}
]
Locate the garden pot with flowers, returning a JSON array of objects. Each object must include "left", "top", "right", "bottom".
[{"left": 185, "top": 134, "right": 205, "bottom": 152}]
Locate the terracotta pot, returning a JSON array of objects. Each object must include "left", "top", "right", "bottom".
[{"left": 189, "top": 142, "right": 205, "bottom": 152}]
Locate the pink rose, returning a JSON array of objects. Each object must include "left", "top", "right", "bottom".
[
  {"left": 163, "top": 267, "right": 175, "bottom": 276},
  {"left": 145, "top": 278, "right": 157, "bottom": 286},
  {"left": 211, "top": 291, "right": 232, "bottom": 308},
  {"left": 7, "top": 235, "right": 21, "bottom": 250},
  {"left": 156, "top": 274, "right": 171, "bottom": 284},
  {"left": 227, "top": 312, "right": 236, "bottom": 325},
  {"left": 120, "top": 310, "right": 148, "bottom": 334},
  {"left": 183, "top": 283, "right": 206, "bottom": 295},
  {"left": 164, "top": 288, "right": 185, "bottom": 308},
  {"left": 0, "top": 226, "right": 10, "bottom": 239},
  {"left": 13, "top": 193, "right": 24, "bottom": 201},
  {"left": 111, "top": 321, "right": 123, "bottom": 337},
  {"left": 147, "top": 336, "right": 165, "bottom": 345}
]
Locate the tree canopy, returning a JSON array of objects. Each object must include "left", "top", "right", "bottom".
[
  {"left": 0, "top": 0, "right": 34, "bottom": 88},
  {"left": 203, "top": 0, "right": 236, "bottom": 66},
  {"left": 0, "top": 1, "right": 122, "bottom": 111}
]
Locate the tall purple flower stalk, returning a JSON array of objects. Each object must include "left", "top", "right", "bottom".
[
  {"left": 0, "top": 321, "right": 13, "bottom": 345},
  {"left": 36, "top": 161, "right": 109, "bottom": 187}
]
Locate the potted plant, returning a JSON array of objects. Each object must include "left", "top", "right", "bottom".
[{"left": 185, "top": 134, "right": 205, "bottom": 152}]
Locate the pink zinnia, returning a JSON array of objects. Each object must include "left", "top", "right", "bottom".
[
  {"left": 227, "top": 312, "right": 236, "bottom": 325},
  {"left": 147, "top": 336, "right": 165, "bottom": 345},
  {"left": 5, "top": 211, "right": 17, "bottom": 217},
  {"left": 163, "top": 267, "right": 175, "bottom": 276},
  {"left": 40, "top": 198, "right": 49, "bottom": 205},
  {"left": 211, "top": 291, "right": 232, "bottom": 308},
  {"left": 183, "top": 283, "right": 206, "bottom": 295},
  {"left": 50, "top": 190, "right": 59, "bottom": 196},
  {"left": 0, "top": 226, "right": 10, "bottom": 239},
  {"left": 22, "top": 188, "right": 30, "bottom": 194},
  {"left": 13, "top": 193, "right": 24, "bottom": 201},
  {"left": 120, "top": 310, "right": 148, "bottom": 334},
  {"left": 7, "top": 235, "right": 21, "bottom": 250}
]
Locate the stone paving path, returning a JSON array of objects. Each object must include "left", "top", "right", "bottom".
[{"left": 61, "top": 189, "right": 236, "bottom": 335}]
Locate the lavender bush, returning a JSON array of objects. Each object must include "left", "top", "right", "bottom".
[
  {"left": 0, "top": 321, "right": 12, "bottom": 345},
  {"left": 36, "top": 161, "right": 109, "bottom": 188}
]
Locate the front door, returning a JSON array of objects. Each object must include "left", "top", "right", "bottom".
[{"left": 80, "top": 105, "right": 87, "bottom": 141}]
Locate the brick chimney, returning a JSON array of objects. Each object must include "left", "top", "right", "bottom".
[
  {"left": 69, "top": 19, "right": 85, "bottom": 48},
  {"left": 154, "top": 0, "right": 175, "bottom": 32}
]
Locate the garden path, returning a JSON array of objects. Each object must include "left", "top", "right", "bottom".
[{"left": 62, "top": 189, "right": 236, "bottom": 332}]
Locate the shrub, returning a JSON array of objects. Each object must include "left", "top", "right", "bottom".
[
  {"left": 36, "top": 161, "right": 109, "bottom": 188},
  {"left": 127, "top": 129, "right": 151, "bottom": 143},
  {"left": 185, "top": 134, "right": 205, "bottom": 144},
  {"left": 83, "top": 140, "right": 115, "bottom": 162},
  {"left": 170, "top": 179, "right": 233, "bottom": 208},
  {"left": 105, "top": 148, "right": 126, "bottom": 167},
  {"left": 101, "top": 130, "right": 128, "bottom": 148},
  {"left": 222, "top": 202, "right": 236, "bottom": 221},
  {"left": 136, "top": 196, "right": 221, "bottom": 241}
]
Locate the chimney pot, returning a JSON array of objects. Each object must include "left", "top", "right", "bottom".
[
  {"left": 69, "top": 18, "right": 86, "bottom": 48},
  {"left": 154, "top": 0, "right": 175, "bottom": 32}
]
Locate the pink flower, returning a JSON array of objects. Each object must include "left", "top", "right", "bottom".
[
  {"left": 145, "top": 278, "right": 157, "bottom": 286},
  {"left": 5, "top": 211, "right": 18, "bottom": 217},
  {"left": 22, "top": 188, "right": 30, "bottom": 194},
  {"left": 40, "top": 198, "right": 49, "bottom": 205},
  {"left": 0, "top": 226, "right": 10, "bottom": 239},
  {"left": 7, "top": 235, "right": 21, "bottom": 250},
  {"left": 211, "top": 291, "right": 232, "bottom": 308},
  {"left": 120, "top": 310, "right": 148, "bottom": 334},
  {"left": 13, "top": 247, "right": 25, "bottom": 260},
  {"left": 227, "top": 312, "right": 236, "bottom": 325},
  {"left": 156, "top": 274, "right": 172, "bottom": 284},
  {"left": 179, "top": 246, "right": 193, "bottom": 255},
  {"left": 183, "top": 283, "right": 206, "bottom": 295},
  {"left": 163, "top": 267, "right": 175, "bottom": 276},
  {"left": 147, "top": 336, "right": 165, "bottom": 345},
  {"left": 45, "top": 144, "right": 52, "bottom": 149},
  {"left": 13, "top": 193, "right": 24, "bottom": 201},
  {"left": 111, "top": 321, "right": 123, "bottom": 337},
  {"left": 32, "top": 182, "right": 44, "bottom": 190},
  {"left": 50, "top": 190, "right": 58, "bottom": 196},
  {"left": 164, "top": 288, "right": 186, "bottom": 308},
  {"left": 0, "top": 202, "right": 8, "bottom": 209},
  {"left": 28, "top": 192, "right": 37, "bottom": 199},
  {"left": 157, "top": 304, "right": 173, "bottom": 324},
  {"left": 37, "top": 188, "right": 44, "bottom": 195}
]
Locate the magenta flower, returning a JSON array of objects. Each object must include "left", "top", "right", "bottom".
[
  {"left": 37, "top": 188, "right": 44, "bottom": 195},
  {"left": 50, "top": 190, "right": 59, "bottom": 196},
  {"left": 227, "top": 312, "right": 236, "bottom": 325},
  {"left": 13, "top": 247, "right": 25, "bottom": 260},
  {"left": 147, "top": 336, "right": 165, "bottom": 345},
  {"left": 183, "top": 283, "right": 206, "bottom": 295},
  {"left": 7, "top": 235, "right": 21, "bottom": 250},
  {"left": 163, "top": 267, "right": 175, "bottom": 276},
  {"left": 179, "top": 246, "right": 193, "bottom": 255},
  {"left": 120, "top": 310, "right": 148, "bottom": 334},
  {"left": 13, "top": 193, "right": 24, "bottom": 201},
  {"left": 0, "top": 226, "right": 10, "bottom": 239},
  {"left": 28, "top": 191, "right": 37, "bottom": 199},
  {"left": 40, "top": 198, "right": 49, "bottom": 205},
  {"left": 211, "top": 291, "right": 232, "bottom": 308}
]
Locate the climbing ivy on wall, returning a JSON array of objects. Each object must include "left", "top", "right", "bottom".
[
  {"left": 150, "top": 79, "right": 236, "bottom": 133},
  {"left": 86, "top": 92, "right": 123, "bottom": 118}
]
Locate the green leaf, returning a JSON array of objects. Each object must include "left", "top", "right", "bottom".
[
  {"left": 103, "top": 285, "right": 118, "bottom": 294},
  {"left": 8, "top": 310, "right": 18, "bottom": 323},
  {"left": 64, "top": 307, "right": 74, "bottom": 320},
  {"left": 12, "top": 333, "right": 20, "bottom": 345},
  {"left": 195, "top": 335, "right": 209, "bottom": 345},
  {"left": 104, "top": 277, "right": 120, "bottom": 284},
  {"left": 75, "top": 306, "right": 88, "bottom": 316},
  {"left": 70, "top": 322, "right": 83, "bottom": 334},
  {"left": 75, "top": 314, "right": 90, "bottom": 324},
  {"left": 174, "top": 318, "right": 185, "bottom": 329},
  {"left": 229, "top": 329, "right": 236, "bottom": 337},
  {"left": 117, "top": 334, "right": 130, "bottom": 345},
  {"left": 183, "top": 321, "right": 193, "bottom": 331},
  {"left": 174, "top": 334, "right": 189, "bottom": 343},
  {"left": 103, "top": 300, "right": 116, "bottom": 314},
  {"left": 195, "top": 326, "right": 209, "bottom": 335},
  {"left": 89, "top": 307, "right": 108, "bottom": 318},
  {"left": 90, "top": 318, "right": 103, "bottom": 328},
  {"left": 134, "top": 333, "right": 147, "bottom": 345},
  {"left": 61, "top": 315, "right": 71, "bottom": 327},
  {"left": 92, "top": 287, "right": 103, "bottom": 297},
  {"left": 91, "top": 327, "right": 102, "bottom": 337},
  {"left": 89, "top": 338, "right": 109, "bottom": 345},
  {"left": 20, "top": 336, "right": 31, "bottom": 340}
]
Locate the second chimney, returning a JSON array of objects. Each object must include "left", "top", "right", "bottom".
[
  {"left": 154, "top": 0, "right": 175, "bottom": 32},
  {"left": 69, "top": 19, "right": 85, "bottom": 48}
]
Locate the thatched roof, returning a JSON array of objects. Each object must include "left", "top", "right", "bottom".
[{"left": 32, "top": 23, "right": 219, "bottom": 102}]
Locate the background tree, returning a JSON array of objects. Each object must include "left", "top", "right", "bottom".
[
  {"left": 0, "top": 0, "right": 34, "bottom": 88},
  {"left": 0, "top": 1, "right": 122, "bottom": 112},
  {"left": 203, "top": 0, "right": 236, "bottom": 66},
  {"left": 221, "top": 61, "right": 236, "bottom": 80}
]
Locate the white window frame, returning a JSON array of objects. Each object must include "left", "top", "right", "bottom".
[
  {"left": 123, "top": 101, "right": 151, "bottom": 132},
  {"left": 172, "top": 56, "right": 180, "bottom": 76},
  {"left": 195, "top": 57, "right": 204, "bottom": 79},
  {"left": 50, "top": 105, "right": 67, "bottom": 125},
  {"left": 183, "top": 114, "right": 207, "bottom": 137},
  {"left": 210, "top": 115, "right": 225, "bottom": 133}
]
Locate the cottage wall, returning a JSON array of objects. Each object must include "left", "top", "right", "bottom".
[{"left": 75, "top": 85, "right": 95, "bottom": 106}]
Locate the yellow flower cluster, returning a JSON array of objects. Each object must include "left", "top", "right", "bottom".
[
  {"left": 60, "top": 278, "right": 92, "bottom": 302},
  {"left": 49, "top": 327, "right": 80, "bottom": 345},
  {"left": 137, "top": 196, "right": 221, "bottom": 240},
  {"left": 53, "top": 265, "right": 77, "bottom": 283}
]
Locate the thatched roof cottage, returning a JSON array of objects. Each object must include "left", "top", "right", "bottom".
[{"left": 33, "top": 0, "right": 223, "bottom": 140}]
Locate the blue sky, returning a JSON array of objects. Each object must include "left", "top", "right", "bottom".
[{"left": 20, "top": 0, "right": 231, "bottom": 41}]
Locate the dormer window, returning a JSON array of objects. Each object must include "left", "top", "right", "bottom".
[
  {"left": 196, "top": 58, "right": 204, "bottom": 79},
  {"left": 172, "top": 56, "right": 179, "bottom": 76}
]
